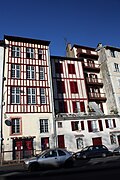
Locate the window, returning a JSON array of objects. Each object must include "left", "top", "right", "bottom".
[
  {"left": 71, "top": 121, "right": 79, "bottom": 131},
  {"left": 40, "top": 119, "right": 48, "bottom": 133},
  {"left": 58, "top": 122, "right": 62, "bottom": 128},
  {"left": 70, "top": 81, "right": 78, "bottom": 93},
  {"left": 58, "top": 101, "right": 68, "bottom": 113},
  {"left": 11, "top": 118, "right": 21, "bottom": 134},
  {"left": 38, "top": 49, "right": 42, "bottom": 59},
  {"left": 40, "top": 88, "right": 46, "bottom": 104},
  {"left": 114, "top": 63, "right": 119, "bottom": 72},
  {"left": 57, "top": 81, "right": 65, "bottom": 93},
  {"left": 68, "top": 64, "right": 75, "bottom": 74},
  {"left": 26, "top": 48, "right": 34, "bottom": 58},
  {"left": 27, "top": 88, "right": 36, "bottom": 104},
  {"left": 105, "top": 119, "right": 116, "bottom": 129},
  {"left": 88, "top": 120, "right": 103, "bottom": 132},
  {"left": 110, "top": 134, "right": 116, "bottom": 144},
  {"left": 11, "top": 46, "right": 20, "bottom": 57},
  {"left": 11, "top": 87, "right": 20, "bottom": 104},
  {"left": 39, "top": 66, "right": 45, "bottom": 80},
  {"left": 72, "top": 101, "right": 85, "bottom": 113},
  {"left": 76, "top": 138, "right": 84, "bottom": 149},
  {"left": 110, "top": 50, "right": 116, "bottom": 57},
  {"left": 55, "top": 63, "right": 63, "bottom": 74},
  {"left": 11, "top": 64, "right": 20, "bottom": 79},
  {"left": 26, "top": 66, "right": 35, "bottom": 79},
  {"left": 58, "top": 150, "right": 66, "bottom": 156}
]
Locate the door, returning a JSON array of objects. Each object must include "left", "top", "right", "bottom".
[
  {"left": 41, "top": 137, "right": 49, "bottom": 151},
  {"left": 92, "top": 137, "right": 102, "bottom": 146},
  {"left": 58, "top": 135, "right": 65, "bottom": 148}
]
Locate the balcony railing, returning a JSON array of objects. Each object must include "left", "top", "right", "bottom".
[
  {"left": 86, "top": 77, "right": 103, "bottom": 86},
  {"left": 83, "top": 62, "right": 100, "bottom": 72},
  {"left": 88, "top": 92, "right": 106, "bottom": 101}
]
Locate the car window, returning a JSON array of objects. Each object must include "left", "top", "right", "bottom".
[
  {"left": 58, "top": 150, "right": 66, "bottom": 156},
  {"left": 44, "top": 150, "right": 57, "bottom": 158}
]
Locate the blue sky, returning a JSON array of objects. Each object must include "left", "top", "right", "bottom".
[{"left": 0, "top": 0, "right": 120, "bottom": 56}]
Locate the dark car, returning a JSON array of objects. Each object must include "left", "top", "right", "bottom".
[
  {"left": 24, "top": 148, "right": 74, "bottom": 172},
  {"left": 73, "top": 145, "right": 113, "bottom": 160},
  {"left": 113, "top": 146, "right": 120, "bottom": 155}
]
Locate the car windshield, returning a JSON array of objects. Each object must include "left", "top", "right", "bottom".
[
  {"left": 81, "top": 146, "right": 89, "bottom": 151},
  {"left": 37, "top": 149, "right": 50, "bottom": 157}
]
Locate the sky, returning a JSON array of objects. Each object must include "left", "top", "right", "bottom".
[{"left": 0, "top": 0, "right": 120, "bottom": 56}]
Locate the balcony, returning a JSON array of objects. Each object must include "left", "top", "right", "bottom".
[
  {"left": 88, "top": 92, "right": 106, "bottom": 102},
  {"left": 83, "top": 62, "right": 100, "bottom": 73},
  {"left": 86, "top": 77, "right": 103, "bottom": 87}
]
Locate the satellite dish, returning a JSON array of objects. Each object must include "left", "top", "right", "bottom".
[{"left": 5, "top": 119, "right": 12, "bottom": 126}]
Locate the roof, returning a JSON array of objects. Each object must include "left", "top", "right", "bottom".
[
  {"left": 50, "top": 55, "right": 83, "bottom": 61},
  {"left": 4, "top": 35, "right": 50, "bottom": 46},
  {"left": 105, "top": 45, "right": 120, "bottom": 52},
  {"left": 73, "top": 44, "right": 96, "bottom": 51}
]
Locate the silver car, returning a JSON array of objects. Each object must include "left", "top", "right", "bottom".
[{"left": 24, "top": 148, "right": 74, "bottom": 172}]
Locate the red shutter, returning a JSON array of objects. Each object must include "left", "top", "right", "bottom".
[
  {"left": 113, "top": 119, "right": 116, "bottom": 127},
  {"left": 88, "top": 121, "right": 92, "bottom": 132},
  {"left": 98, "top": 120, "right": 103, "bottom": 131},
  {"left": 70, "top": 81, "right": 78, "bottom": 93},
  {"left": 80, "top": 101, "right": 85, "bottom": 112},
  {"left": 68, "top": 64, "right": 75, "bottom": 74},
  {"left": 105, "top": 120, "right": 109, "bottom": 128},
  {"left": 81, "top": 121, "right": 84, "bottom": 130}
]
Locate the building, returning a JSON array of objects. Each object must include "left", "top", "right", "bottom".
[
  {"left": 97, "top": 43, "right": 120, "bottom": 115},
  {"left": 1, "top": 35, "right": 55, "bottom": 160},
  {"left": 1, "top": 35, "right": 120, "bottom": 161},
  {"left": 51, "top": 49, "right": 120, "bottom": 152}
]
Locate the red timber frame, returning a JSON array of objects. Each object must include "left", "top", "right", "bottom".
[{"left": 5, "top": 37, "right": 51, "bottom": 113}]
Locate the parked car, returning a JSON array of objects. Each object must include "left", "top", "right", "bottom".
[
  {"left": 113, "top": 146, "right": 120, "bottom": 155},
  {"left": 73, "top": 145, "right": 113, "bottom": 160},
  {"left": 24, "top": 148, "right": 74, "bottom": 172}
]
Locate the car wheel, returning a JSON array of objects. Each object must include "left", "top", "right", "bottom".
[
  {"left": 28, "top": 163, "right": 39, "bottom": 172},
  {"left": 102, "top": 153, "right": 106, "bottom": 158}
]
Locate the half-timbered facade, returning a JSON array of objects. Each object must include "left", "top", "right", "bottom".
[{"left": 2, "top": 35, "right": 55, "bottom": 160}]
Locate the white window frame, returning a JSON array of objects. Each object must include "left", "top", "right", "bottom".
[
  {"left": 91, "top": 120, "right": 99, "bottom": 132},
  {"left": 76, "top": 138, "right": 84, "bottom": 149},
  {"left": 40, "top": 119, "right": 48, "bottom": 133},
  {"left": 12, "top": 46, "right": 20, "bottom": 57},
  {"left": 26, "top": 66, "right": 35, "bottom": 79},
  {"left": 40, "top": 88, "right": 46, "bottom": 104},
  {"left": 11, "top": 64, "right": 20, "bottom": 78},
  {"left": 11, "top": 87, "right": 20, "bottom": 104},
  {"left": 114, "top": 63, "right": 119, "bottom": 72},
  {"left": 27, "top": 88, "right": 36, "bottom": 104},
  {"left": 26, "top": 48, "right": 34, "bottom": 58},
  {"left": 11, "top": 118, "right": 20, "bottom": 134},
  {"left": 39, "top": 66, "right": 45, "bottom": 80}
]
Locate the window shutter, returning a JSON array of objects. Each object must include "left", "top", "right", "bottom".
[
  {"left": 71, "top": 122, "right": 74, "bottom": 131},
  {"left": 70, "top": 81, "right": 78, "bottom": 93},
  {"left": 81, "top": 121, "right": 85, "bottom": 130},
  {"left": 80, "top": 101, "right": 85, "bottom": 112},
  {"left": 105, "top": 120, "right": 109, "bottom": 128},
  {"left": 88, "top": 121, "right": 92, "bottom": 132},
  {"left": 98, "top": 120, "right": 103, "bottom": 131},
  {"left": 113, "top": 119, "right": 116, "bottom": 128}
]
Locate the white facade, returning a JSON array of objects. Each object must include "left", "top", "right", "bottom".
[
  {"left": 56, "top": 115, "right": 120, "bottom": 152},
  {"left": 2, "top": 36, "right": 55, "bottom": 160},
  {"left": 97, "top": 45, "right": 120, "bottom": 115}
]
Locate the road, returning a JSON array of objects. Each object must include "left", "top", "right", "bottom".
[{"left": 0, "top": 155, "right": 120, "bottom": 179}]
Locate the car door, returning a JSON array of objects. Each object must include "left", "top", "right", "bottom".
[{"left": 39, "top": 149, "right": 59, "bottom": 168}]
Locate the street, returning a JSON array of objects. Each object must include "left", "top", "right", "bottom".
[{"left": 0, "top": 155, "right": 120, "bottom": 179}]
